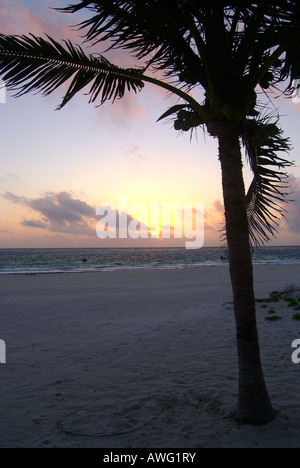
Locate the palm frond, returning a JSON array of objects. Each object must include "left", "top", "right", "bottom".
[
  {"left": 58, "top": 0, "right": 207, "bottom": 83},
  {"left": 0, "top": 33, "right": 145, "bottom": 108},
  {"left": 242, "top": 118, "right": 293, "bottom": 247},
  {"left": 60, "top": 1, "right": 300, "bottom": 88},
  {"left": 156, "top": 104, "right": 190, "bottom": 122}
]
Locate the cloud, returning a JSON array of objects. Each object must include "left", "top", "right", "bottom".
[
  {"left": 201, "top": 200, "right": 225, "bottom": 241},
  {"left": 0, "top": 0, "right": 82, "bottom": 40},
  {"left": 0, "top": 173, "right": 20, "bottom": 183},
  {"left": 3, "top": 192, "right": 27, "bottom": 205},
  {"left": 3, "top": 191, "right": 152, "bottom": 239},
  {"left": 97, "top": 206, "right": 151, "bottom": 238},
  {"left": 29, "top": 192, "right": 95, "bottom": 224},
  {"left": 3, "top": 191, "right": 97, "bottom": 236},
  {"left": 213, "top": 200, "right": 224, "bottom": 214},
  {"left": 21, "top": 219, "right": 48, "bottom": 229},
  {"left": 95, "top": 93, "right": 150, "bottom": 130},
  {"left": 126, "top": 145, "right": 148, "bottom": 161}
]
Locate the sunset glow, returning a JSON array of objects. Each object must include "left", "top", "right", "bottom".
[{"left": 0, "top": 0, "right": 300, "bottom": 248}]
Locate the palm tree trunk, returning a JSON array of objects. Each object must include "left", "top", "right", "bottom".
[{"left": 217, "top": 125, "right": 276, "bottom": 425}]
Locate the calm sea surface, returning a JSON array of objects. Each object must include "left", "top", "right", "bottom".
[{"left": 0, "top": 246, "right": 300, "bottom": 275}]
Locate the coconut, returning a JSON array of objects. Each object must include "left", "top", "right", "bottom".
[
  {"left": 181, "top": 120, "right": 193, "bottom": 132},
  {"left": 174, "top": 119, "right": 183, "bottom": 131},
  {"left": 178, "top": 110, "right": 189, "bottom": 120}
]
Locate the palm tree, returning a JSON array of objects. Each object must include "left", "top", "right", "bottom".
[{"left": 0, "top": 0, "right": 299, "bottom": 424}]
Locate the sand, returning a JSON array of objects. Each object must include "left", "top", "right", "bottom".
[{"left": 1, "top": 264, "right": 300, "bottom": 448}]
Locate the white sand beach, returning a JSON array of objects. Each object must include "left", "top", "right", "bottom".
[{"left": 1, "top": 264, "right": 300, "bottom": 448}]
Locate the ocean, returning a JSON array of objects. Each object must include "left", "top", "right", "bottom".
[{"left": 0, "top": 246, "right": 300, "bottom": 275}]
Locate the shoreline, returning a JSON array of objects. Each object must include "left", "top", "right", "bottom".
[
  {"left": 1, "top": 246, "right": 300, "bottom": 277},
  {"left": 1, "top": 260, "right": 300, "bottom": 276}
]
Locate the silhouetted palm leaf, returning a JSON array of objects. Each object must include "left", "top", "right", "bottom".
[
  {"left": 59, "top": 0, "right": 206, "bottom": 79},
  {"left": 156, "top": 104, "right": 190, "bottom": 123},
  {"left": 59, "top": 1, "right": 300, "bottom": 93},
  {"left": 242, "top": 118, "right": 293, "bottom": 247},
  {"left": 0, "top": 34, "right": 145, "bottom": 108}
]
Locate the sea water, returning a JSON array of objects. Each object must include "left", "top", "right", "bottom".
[{"left": 0, "top": 246, "right": 299, "bottom": 275}]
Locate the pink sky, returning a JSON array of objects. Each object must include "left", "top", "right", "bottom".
[{"left": 0, "top": 0, "right": 299, "bottom": 248}]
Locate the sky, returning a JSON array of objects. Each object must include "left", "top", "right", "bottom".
[{"left": 0, "top": 0, "right": 299, "bottom": 248}]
